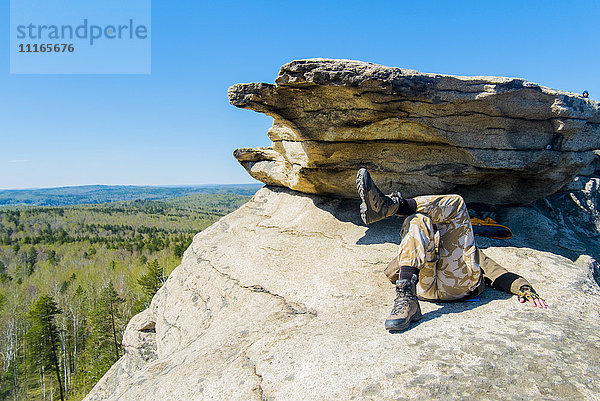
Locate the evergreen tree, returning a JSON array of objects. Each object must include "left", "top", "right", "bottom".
[
  {"left": 83, "top": 281, "right": 124, "bottom": 382},
  {"left": 137, "top": 259, "right": 166, "bottom": 307},
  {"left": 0, "top": 192, "right": 250, "bottom": 398},
  {"left": 48, "top": 250, "right": 58, "bottom": 265},
  {"left": 26, "top": 295, "right": 65, "bottom": 401},
  {"left": 26, "top": 247, "right": 37, "bottom": 275},
  {"left": 173, "top": 242, "right": 185, "bottom": 258},
  {"left": 71, "top": 285, "right": 89, "bottom": 394},
  {"left": 101, "top": 282, "right": 124, "bottom": 361}
]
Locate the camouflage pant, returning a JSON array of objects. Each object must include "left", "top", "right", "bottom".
[{"left": 385, "top": 194, "right": 482, "bottom": 301}]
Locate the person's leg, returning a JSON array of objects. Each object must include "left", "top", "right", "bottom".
[
  {"left": 356, "top": 168, "right": 417, "bottom": 225},
  {"left": 397, "top": 214, "right": 437, "bottom": 270},
  {"left": 412, "top": 194, "right": 482, "bottom": 300},
  {"left": 384, "top": 213, "right": 435, "bottom": 331},
  {"left": 413, "top": 194, "right": 470, "bottom": 225}
]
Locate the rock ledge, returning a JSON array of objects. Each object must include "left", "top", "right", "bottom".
[{"left": 229, "top": 59, "right": 600, "bottom": 204}]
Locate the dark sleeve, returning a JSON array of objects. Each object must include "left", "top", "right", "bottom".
[{"left": 478, "top": 248, "right": 530, "bottom": 295}]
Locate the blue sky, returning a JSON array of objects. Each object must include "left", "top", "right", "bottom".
[{"left": 2, "top": 0, "right": 599, "bottom": 189}]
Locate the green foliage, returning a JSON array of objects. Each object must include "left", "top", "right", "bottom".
[
  {"left": 48, "top": 250, "right": 58, "bottom": 265},
  {"left": 27, "top": 296, "right": 62, "bottom": 369},
  {"left": 26, "top": 296, "right": 65, "bottom": 401},
  {"left": 0, "top": 184, "right": 262, "bottom": 206},
  {"left": 82, "top": 282, "right": 124, "bottom": 383},
  {"left": 0, "top": 191, "right": 255, "bottom": 400},
  {"left": 137, "top": 259, "right": 165, "bottom": 308}
]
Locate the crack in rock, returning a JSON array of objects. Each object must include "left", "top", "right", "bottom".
[
  {"left": 242, "top": 353, "right": 268, "bottom": 401},
  {"left": 197, "top": 256, "right": 317, "bottom": 317}
]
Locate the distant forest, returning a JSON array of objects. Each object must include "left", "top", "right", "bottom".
[
  {"left": 0, "top": 184, "right": 262, "bottom": 206},
  {"left": 0, "top": 188, "right": 257, "bottom": 400}
]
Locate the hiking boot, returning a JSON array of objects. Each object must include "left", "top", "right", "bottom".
[
  {"left": 385, "top": 274, "right": 422, "bottom": 331},
  {"left": 356, "top": 168, "right": 403, "bottom": 225}
]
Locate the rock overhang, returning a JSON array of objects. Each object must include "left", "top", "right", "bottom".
[{"left": 229, "top": 59, "right": 600, "bottom": 205}]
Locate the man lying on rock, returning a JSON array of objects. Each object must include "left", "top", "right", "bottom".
[{"left": 356, "top": 168, "right": 547, "bottom": 332}]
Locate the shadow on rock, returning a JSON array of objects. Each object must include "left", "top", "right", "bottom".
[
  {"left": 308, "top": 192, "right": 362, "bottom": 224},
  {"left": 355, "top": 216, "right": 405, "bottom": 245},
  {"left": 476, "top": 184, "right": 600, "bottom": 266},
  {"left": 352, "top": 179, "right": 600, "bottom": 274},
  {"left": 275, "top": 178, "right": 600, "bottom": 285},
  {"left": 308, "top": 191, "right": 405, "bottom": 245},
  {"left": 389, "top": 289, "right": 513, "bottom": 334},
  {"left": 265, "top": 185, "right": 363, "bottom": 224}
]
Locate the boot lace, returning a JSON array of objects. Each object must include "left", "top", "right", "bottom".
[{"left": 390, "top": 290, "right": 413, "bottom": 315}]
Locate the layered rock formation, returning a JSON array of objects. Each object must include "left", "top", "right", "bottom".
[
  {"left": 229, "top": 59, "right": 600, "bottom": 205},
  {"left": 85, "top": 178, "right": 600, "bottom": 400}
]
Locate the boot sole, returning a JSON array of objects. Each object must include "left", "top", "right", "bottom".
[
  {"left": 356, "top": 169, "right": 369, "bottom": 225},
  {"left": 384, "top": 310, "right": 423, "bottom": 332}
]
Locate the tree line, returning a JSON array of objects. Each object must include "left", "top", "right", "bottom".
[{"left": 0, "top": 193, "right": 251, "bottom": 400}]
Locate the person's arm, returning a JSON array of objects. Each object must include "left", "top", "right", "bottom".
[{"left": 478, "top": 249, "right": 547, "bottom": 308}]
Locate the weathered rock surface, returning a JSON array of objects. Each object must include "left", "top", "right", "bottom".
[
  {"left": 229, "top": 59, "right": 600, "bottom": 205},
  {"left": 85, "top": 179, "right": 600, "bottom": 401}
]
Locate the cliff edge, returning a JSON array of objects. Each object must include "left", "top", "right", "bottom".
[{"left": 84, "top": 178, "right": 600, "bottom": 400}]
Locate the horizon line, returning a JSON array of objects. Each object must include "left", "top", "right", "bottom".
[{"left": 0, "top": 183, "right": 263, "bottom": 191}]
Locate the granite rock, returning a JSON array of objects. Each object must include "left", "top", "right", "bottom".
[
  {"left": 229, "top": 59, "right": 600, "bottom": 204},
  {"left": 84, "top": 180, "right": 600, "bottom": 401}
]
